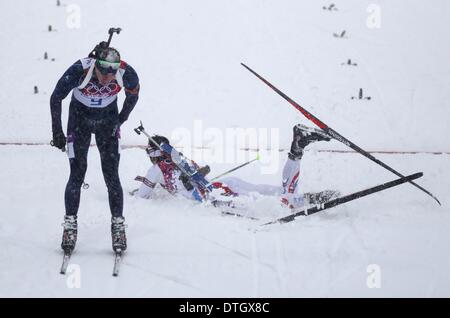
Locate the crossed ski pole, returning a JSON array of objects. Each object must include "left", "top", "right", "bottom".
[{"left": 241, "top": 63, "right": 441, "bottom": 206}]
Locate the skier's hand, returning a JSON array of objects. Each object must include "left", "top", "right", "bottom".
[
  {"left": 198, "top": 165, "right": 211, "bottom": 176},
  {"left": 51, "top": 131, "right": 66, "bottom": 151}
]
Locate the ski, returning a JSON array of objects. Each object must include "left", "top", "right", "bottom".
[
  {"left": 263, "top": 172, "right": 423, "bottom": 225},
  {"left": 160, "top": 142, "right": 213, "bottom": 191},
  {"left": 241, "top": 63, "right": 440, "bottom": 206},
  {"left": 221, "top": 210, "right": 260, "bottom": 220},
  {"left": 60, "top": 250, "right": 123, "bottom": 276},
  {"left": 112, "top": 250, "right": 123, "bottom": 277},
  {"left": 208, "top": 198, "right": 258, "bottom": 220},
  {"left": 60, "top": 251, "right": 72, "bottom": 275}
]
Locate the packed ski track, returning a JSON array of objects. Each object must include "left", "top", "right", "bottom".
[{"left": 1, "top": 0, "right": 450, "bottom": 297}]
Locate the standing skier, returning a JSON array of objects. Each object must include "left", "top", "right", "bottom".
[
  {"left": 50, "top": 44, "right": 140, "bottom": 254},
  {"left": 134, "top": 124, "right": 336, "bottom": 208}
]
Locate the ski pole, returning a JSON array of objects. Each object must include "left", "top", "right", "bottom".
[
  {"left": 134, "top": 121, "right": 165, "bottom": 153},
  {"left": 210, "top": 155, "right": 260, "bottom": 181}
]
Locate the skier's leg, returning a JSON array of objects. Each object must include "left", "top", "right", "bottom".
[
  {"left": 221, "top": 176, "right": 283, "bottom": 196},
  {"left": 281, "top": 124, "right": 331, "bottom": 208},
  {"left": 280, "top": 157, "right": 303, "bottom": 208},
  {"left": 61, "top": 107, "right": 91, "bottom": 252},
  {"left": 281, "top": 157, "right": 301, "bottom": 194},
  {"left": 96, "top": 123, "right": 127, "bottom": 252},
  {"left": 95, "top": 122, "right": 123, "bottom": 218},
  {"left": 64, "top": 116, "right": 91, "bottom": 216}
]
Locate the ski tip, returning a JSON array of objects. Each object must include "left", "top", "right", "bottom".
[
  {"left": 405, "top": 172, "right": 441, "bottom": 206},
  {"left": 435, "top": 198, "right": 442, "bottom": 206},
  {"left": 403, "top": 172, "right": 422, "bottom": 181},
  {"left": 255, "top": 154, "right": 261, "bottom": 161}
]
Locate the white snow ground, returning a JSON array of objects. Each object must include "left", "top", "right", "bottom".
[{"left": 1, "top": 0, "right": 450, "bottom": 297}]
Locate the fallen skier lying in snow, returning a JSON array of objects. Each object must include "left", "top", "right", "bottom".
[{"left": 132, "top": 124, "right": 340, "bottom": 209}]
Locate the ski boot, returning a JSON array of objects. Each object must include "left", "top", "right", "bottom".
[
  {"left": 288, "top": 124, "right": 331, "bottom": 160},
  {"left": 281, "top": 192, "right": 309, "bottom": 209},
  {"left": 61, "top": 215, "right": 78, "bottom": 253},
  {"left": 111, "top": 216, "right": 127, "bottom": 252}
]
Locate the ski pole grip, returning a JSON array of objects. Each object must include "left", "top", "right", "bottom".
[{"left": 134, "top": 121, "right": 146, "bottom": 135}]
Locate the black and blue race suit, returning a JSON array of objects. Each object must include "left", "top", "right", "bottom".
[{"left": 50, "top": 57, "right": 140, "bottom": 217}]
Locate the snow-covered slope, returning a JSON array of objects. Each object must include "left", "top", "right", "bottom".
[
  {"left": 1, "top": 146, "right": 450, "bottom": 297},
  {"left": 0, "top": 0, "right": 449, "bottom": 297}
]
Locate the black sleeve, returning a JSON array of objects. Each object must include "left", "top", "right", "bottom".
[
  {"left": 119, "top": 63, "right": 140, "bottom": 125},
  {"left": 50, "top": 60, "right": 84, "bottom": 133}
]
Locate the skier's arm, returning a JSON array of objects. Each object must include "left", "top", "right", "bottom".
[
  {"left": 136, "top": 176, "right": 156, "bottom": 199},
  {"left": 119, "top": 63, "right": 140, "bottom": 125},
  {"left": 137, "top": 165, "right": 163, "bottom": 199},
  {"left": 50, "top": 61, "right": 84, "bottom": 133}
]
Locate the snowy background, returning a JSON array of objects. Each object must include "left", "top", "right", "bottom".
[{"left": 0, "top": 0, "right": 449, "bottom": 297}]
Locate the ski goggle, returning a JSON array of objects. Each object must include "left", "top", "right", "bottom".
[{"left": 96, "top": 60, "right": 120, "bottom": 74}]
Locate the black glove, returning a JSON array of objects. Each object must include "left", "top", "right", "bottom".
[
  {"left": 198, "top": 165, "right": 211, "bottom": 176},
  {"left": 52, "top": 131, "right": 66, "bottom": 150}
]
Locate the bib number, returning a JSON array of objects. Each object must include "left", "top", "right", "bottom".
[{"left": 90, "top": 98, "right": 103, "bottom": 106}]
